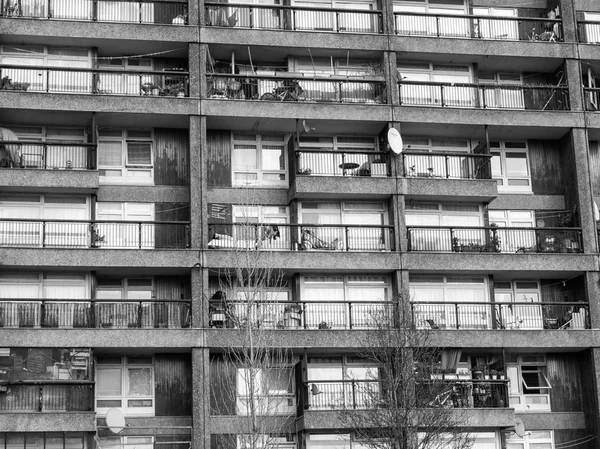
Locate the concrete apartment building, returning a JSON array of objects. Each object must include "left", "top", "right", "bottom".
[{"left": 1, "top": 0, "right": 600, "bottom": 447}]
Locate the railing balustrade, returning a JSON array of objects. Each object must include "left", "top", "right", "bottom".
[
  {"left": 0, "top": 140, "right": 96, "bottom": 170},
  {"left": 208, "top": 223, "right": 394, "bottom": 251},
  {"left": 0, "top": 298, "right": 191, "bottom": 328},
  {"left": 0, "top": 65, "right": 189, "bottom": 97},
  {"left": 398, "top": 80, "right": 569, "bottom": 111},
  {"left": 0, "top": 382, "right": 93, "bottom": 411},
  {"left": 205, "top": 2, "right": 382, "bottom": 33},
  {"left": 0, "top": 0, "right": 188, "bottom": 24},
  {"left": 294, "top": 150, "right": 389, "bottom": 177},
  {"left": 402, "top": 151, "right": 491, "bottom": 179},
  {"left": 304, "top": 380, "right": 382, "bottom": 410},
  {"left": 411, "top": 301, "right": 589, "bottom": 331},
  {"left": 394, "top": 11, "right": 562, "bottom": 42},
  {"left": 207, "top": 73, "right": 386, "bottom": 104},
  {"left": 416, "top": 379, "right": 509, "bottom": 409},
  {"left": 209, "top": 300, "right": 393, "bottom": 330},
  {"left": 0, "top": 219, "right": 190, "bottom": 249},
  {"left": 406, "top": 225, "right": 583, "bottom": 254}
]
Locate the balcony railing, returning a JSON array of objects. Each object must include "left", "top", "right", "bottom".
[
  {"left": 0, "top": 219, "right": 190, "bottom": 249},
  {"left": 207, "top": 73, "right": 386, "bottom": 104},
  {"left": 578, "top": 20, "right": 600, "bottom": 44},
  {"left": 416, "top": 379, "right": 509, "bottom": 409},
  {"left": 398, "top": 80, "right": 569, "bottom": 111},
  {"left": 412, "top": 301, "right": 590, "bottom": 331},
  {"left": 304, "top": 380, "right": 382, "bottom": 410},
  {"left": 394, "top": 11, "right": 562, "bottom": 42},
  {"left": 0, "top": 65, "right": 189, "bottom": 96},
  {"left": 0, "top": 140, "right": 96, "bottom": 170},
  {"left": 0, "top": 299, "right": 191, "bottom": 328},
  {"left": 402, "top": 151, "right": 491, "bottom": 179},
  {"left": 0, "top": 381, "right": 93, "bottom": 411},
  {"left": 294, "top": 150, "right": 390, "bottom": 177},
  {"left": 406, "top": 225, "right": 583, "bottom": 253},
  {"left": 209, "top": 300, "right": 393, "bottom": 330},
  {"left": 208, "top": 223, "right": 394, "bottom": 251},
  {"left": 205, "top": 2, "right": 383, "bottom": 33},
  {"left": 0, "top": 0, "right": 188, "bottom": 24}
]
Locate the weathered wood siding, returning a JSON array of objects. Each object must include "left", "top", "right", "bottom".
[
  {"left": 210, "top": 355, "right": 236, "bottom": 415},
  {"left": 589, "top": 141, "right": 600, "bottom": 195},
  {"left": 523, "top": 72, "right": 567, "bottom": 110},
  {"left": 547, "top": 353, "right": 583, "bottom": 412},
  {"left": 580, "top": 350, "right": 599, "bottom": 448},
  {"left": 207, "top": 130, "right": 232, "bottom": 187},
  {"left": 155, "top": 203, "right": 190, "bottom": 248},
  {"left": 154, "top": 129, "right": 190, "bottom": 186},
  {"left": 529, "top": 140, "right": 563, "bottom": 195},
  {"left": 555, "top": 430, "right": 593, "bottom": 449},
  {"left": 155, "top": 353, "right": 192, "bottom": 416}
]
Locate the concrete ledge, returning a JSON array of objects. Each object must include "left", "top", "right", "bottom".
[
  {"left": 405, "top": 178, "right": 497, "bottom": 202},
  {"left": 519, "top": 412, "right": 586, "bottom": 430},
  {"left": 0, "top": 412, "right": 96, "bottom": 432},
  {"left": 98, "top": 185, "right": 190, "bottom": 203},
  {"left": 97, "top": 416, "right": 193, "bottom": 436},
  {"left": 290, "top": 176, "right": 397, "bottom": 200},
  {"left": 210, "top": 415, "right": 294, "bottom": 434},
  {"left": 489, "top": 195, "right": 566, "bottom": 210},
  {"left": 0, "top": 168, "right": 99, "bottom": 191},
  {"left": 207, "top": 188, "right": 288, "bottom": 205}
]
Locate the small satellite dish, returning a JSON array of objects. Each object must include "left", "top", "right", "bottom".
[
  {"left": 513, "top": 417, "right": 526, "bottom": 437},
  {"left": 106, "top": 408, "right": 126, "bottom": 434},
  {"left": 387, "top": 128, "right": 403, "bottom": 155}
]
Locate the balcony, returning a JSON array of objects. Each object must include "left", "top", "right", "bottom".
[
  {"left": 206, "top": 73, "right": 386, "bottom": 104},
  {"left": 0, "top": 65, "right": 189, "bottom": 97},
  {"left": 303, "top": 379, "right": 381, "bottom": 410},
  {"left": 0, "top": 382, "right": 93, "bottom": 411},
  {"left": 209, "top": 300, "right": 393, "bottom": 330},
  {"left": 208, "top": 223, "right": 394, "bottom": 251},
  {"left": 294, "top": 150, "right": 390, "bottom": 177},
  {"left": 0, "top": 219, "right": 190, "bottom": 249},
  {"left": 416, "top": 379, "right": 509, "bottom": 409},
  {"left": 394, "top": 12, "right": 562, "bottom": 42},
  {"left": 577, "top": 19, "right": 600, "bottom": 44},
  {"left": 398, "top": 81, "right": 569, "bottom": 111},
  {"left": 0, "top": 140, "right": 96, "bottom": 170},
  {"left": 0, "top": 299, "right": 191, "bottom": 328},
  {"left": 0, "top": 0, "right": 188, "bottom": 24},
  {"left": 411, "top": 301, "right": 590, "bottom": 330},
  {"left": 402, "top": 151, "right": 491, "bottom": 179},
  {"left": 205, "top": 2, "right": 383, "bottom": 34},
  {"left": 406, "top": 225, "right": 583, "bottom": 253}
]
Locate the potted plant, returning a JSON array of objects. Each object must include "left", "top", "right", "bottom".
[
  {"left": 498, "top": 369, "right": 506, "bottom": 380},
  {"left": 0, "top": 77, "right": 30, "bottom": 91},
  {"left": 141, "top": 82, "right": 161, "bottom": 96},
  {"left": 162, "top": 82, "right": 186, "bottom": 97},
  {"left": 489, "top": 369, "right": 498, "bottom": 380},
  {"left": 483, "top": 367, "right": 490, "bottom": 379}
]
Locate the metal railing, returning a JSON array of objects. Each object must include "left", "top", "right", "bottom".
[
  {"left": 398, "top": 80, "right": 569, "bottom": 110},
  {"left": 208, "top": 223, "right": 394, "bottom": 251},
  {"left": 578, "top": 20, "right": 600, "bottom": 43},
  {"left": 394, "top": 11, "right": 562, "bottom": 42},
  {"left": 207, "top": 73, "right": 386, "bottom": 104},
  {"left": 0, "top": 0, "right": 188, "bottom": 24},
  {"left": 304, "top": 379, "right": 381, "bottom": 410},
  {"left": 402, "top": 151, "right": 491, "bottom": 179},
  {"left": 411, "top": 301, "right": 589, "bottom": 330},
  {"left": 416, "top": 379, "right": 509, "bottom": 408},
  {"left": 0, "top": 219, "right": 190, "bottom": 249},
  {"left": 0, "top": 298, "right": 191, "bottom": 328},
  {"left": 406, "top": 225, "right": 583, "bottom": 253},
  {"left": 209, "top": 300, "right": 393, "bottom": 330},
  {"left": 294, "top": 150, "right": 390, "bottom": 177},
  {"left": 0, "top": 382, "right": 93, "bottom": 411},
  {"left": 0, "top": 140, "right": 96, "bottom": 170},
  {"left": 205, "top": 2, "right": 382, "bottom": 33},
  {"left": 0, "top": 65, "right": 189, "bottom": 96}
]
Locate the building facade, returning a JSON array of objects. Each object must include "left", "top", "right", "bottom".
[{"left": 1, "top": 0, "right": 600, "bottom": 447}]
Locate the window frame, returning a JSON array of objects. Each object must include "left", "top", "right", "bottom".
[
  {"left": 98, "top": 130, "right": 154, "bottom": 185},
  {"left": 506, "top": 354, "right": 552, "bottom": 412},
  {"left": 236, "top": 366, "right": 296, "bottom": 416},
  {"left": 231, "top": 134, "right": 288, "bottom": 188},
  {"left": 490, "top": 141, "right": 531, "bottom": 193}
]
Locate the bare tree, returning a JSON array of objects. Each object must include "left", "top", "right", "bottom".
[
  {"left": 337, "top": 300, "right": 473, "bottom": 449},
  {"left": 209, "top": 202, "right": 296, "bottom": 449}
]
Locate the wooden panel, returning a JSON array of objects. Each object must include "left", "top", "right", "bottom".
[
  {"left": 529, "top": 140, "right": 563, "bottom": 195},
  {"left": 589, "top": 141, "right": 600, "bottom": 195},
  {"left": 207, "top": 130, "right": 232, "bottom": 187},
  {"left": 523, "top": 72, "right": 567, "bottom": 110},
  {"left": 547, "top": 353, "right": 583, "bottom": 412},
  {"left": 517, "top": 8, "right": 546, "bottom": 40},
  {"left": 155, "top": 276, "right": 191, "bottom": 300},
  {"left": 210, "top": 355, "right": 236, "bottom": 415},
  {"left": 555, "top": 430, "right": 594, "bottom": 449},
  {"left": 154, "top": 129, "right": 189, "bottom": 186},
  {"left": 579, "top": 350, "right": 599, "bottom": 447},
  {"left": 154, "top": 203, "right": 190, "bottom": 249},
  {"left": 211, "top": 435, "right": 236, "bottom": 449},
  {"left": 155, "top": 354, "right": 192, "bottom": 416},
  {"left": 154, "top": 3, "right": 187, "bottom": 25}
]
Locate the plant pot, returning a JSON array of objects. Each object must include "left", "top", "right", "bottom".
[
  {"left": 484, "top": 375, "right": 490, "bottom": 380},
  {"left": 152, "top": 88, "right": 160, "bottom": 96},
  {"left": 177, "top": 91, "right": 185, "bottom": 97}
]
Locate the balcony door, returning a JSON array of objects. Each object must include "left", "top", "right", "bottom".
[
  {"left": 394, "top": 0, "right": 468, "bottom": 37},
  {"left": 95, "top": 202, "right": 154, "bottom": 249},
  {"left": 399, "top": 63, "right": 472, "bottom": 107},
  {"left": 293, "top": 0, "right": 377, "bottom": 32},
  {"left": 489, "top": 210, "right": 535, "bottom": 253},
  {"left": 96, "top": 278, "right": 153, "bottom": 328},
  {"left": 472, "top": 7, "right": 518, "bottom": 40},
  {"left": 494, "top": 280, "right": 542, "bottom": 330},
  {"left": 478, "top": 72, "right": 524, "bottom": 109}
]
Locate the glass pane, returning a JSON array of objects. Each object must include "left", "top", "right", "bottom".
[
  {"left": 233, "top": 145, "right": 258, "bottom": 169},
  {"left": 128, "top": 368, "right": 153, "bottom": 396},
  {"left": 99, "top": 141, "right": 123, "bottom": 167},
  {"left": 262, "top": 146, "right": 285, "bottom": 170},
  {"left": 505, "top": 152, "right": 528, "bottom": 176},
  {"left": 127, "top": 143, "right": 152, "bottom": 165},
  {"left": 97, "top": 368, "right": 122, "bottom": 396}
]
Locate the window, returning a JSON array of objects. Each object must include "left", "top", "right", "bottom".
[
  {"left": 494, "top": 280, "right": 542, "bottom": 329},
  {"left": 398, "top": 63, "right": 472, "bottom": 107},
  {"left": 301, "top": 275, "right": 390, "bottom": 328},
  {"left": 394, "top": 0, "right": 468, "bottom": 37},
  {"left": 236, "top": 367, "right": 295, "bottom": 415},
  {"left": 95, "top": 202, "right": 154, "bottom": 248},
  {"left": 506, "top": 354, "right": 551, "bottom": 411},
  {"left": 100, "top": 436, "right": 154, "bottom": 449},
  {"left": 0, "top": 433, "right": 87, "bottom": 449},
  {"left": 472, "top": 7, "right": 518, "bottom": 40},
  {"left": 291, "top": 0, "right": 378, "bottom": 33},
  {"left": 97, "top": 58, "right": 154, "bottom": 95},
  {"left": 232, "top": 134, "right": 287, "bottom": 187},
  {"left": 96, "top": 356, "right": 155, "bottom": 416},
  {"left": 489, "top": 142, "right": 531, "bottom": 192},
  {"left": 505, "top": 430, "right": 554, "bottom": 449},
  {"left": 403, "top": 137, "right": 472, "bottom": 178},
  {"left": 98, "top": 130, "right": 154, "bottom": 184},
  {"left": 238, "top": 435, "right": 295, "bottom": 449},
  {"left": 489, "top": 210, "right": 535, "bottom": 253},
  {"left": 479, "top": 73, "right": 524, "bottom": 109},
  {"left": 410, "top": 275, "right": 489, "bottom": 329},
  {"left": 96, "top": 2, "right": 154, "bottom": 22},
  {"left": 584, "top": 12, "right": 600, "bottom": 44}
]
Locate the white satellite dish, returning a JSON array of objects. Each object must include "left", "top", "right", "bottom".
[
  {"left": 106, "top": 408, "right": 126, "bottom": 434},
  {"left": 513, "top": 417, "right": 526, "bottom": 437},
  {"left": 387, "top": 128, "right": 403, "bottom": 155}
]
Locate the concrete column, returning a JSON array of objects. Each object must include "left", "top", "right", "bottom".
[
  {"left": 190, "top": 115, "right": 204, "bottom": 250},
  {"left": 191, "top": 266, "right": 208, "bottom": 328},
  {"left": 393, "top": 269, "right": 411, "bottom": 319},
  {"left": 379, "top": 0, "right": 395, "bottom": 37},
  {"left": 199, "top": 44, "right": 208, "bottom": 99},
  {"left": 586, "top": 271, "right": 600, "bottom": 329},
  {"left": 565, "top": 58, "right": 584, "bottom": 112},
  {"left": 189, "top": 43, "right": 201, "bottom": 98},
  {"left": 189, "top": 0, "right": 200, "bottom": 26},
  {"left": 559, "top": 0, "right": 578, "bottom": 44},
  {"left": 571, "top": 128, "right": 597, "bottom": 253},
  {"left": 383, "top": 51, "right": 399, "bottom": 107},
  {"left": 192, "top": 347, "right": 211, "bottom": 449}
]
